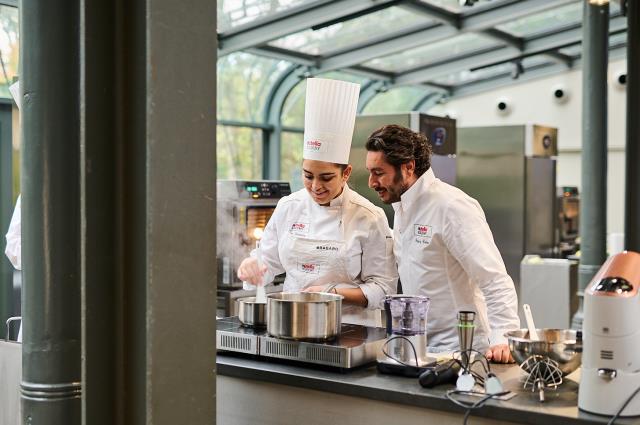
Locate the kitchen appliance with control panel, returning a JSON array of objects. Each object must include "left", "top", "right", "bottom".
[
  {"left": 556, "top": 186, "right": 579, "bottom": 257},
  {"left": 216, "top": 180, "right": 290, "bottom": 315},
  {"left": 579, "top": 251, "right": 640, "bottom": 417}
]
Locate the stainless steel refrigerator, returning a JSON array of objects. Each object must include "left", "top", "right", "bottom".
[{"left": 457, "top": 125, "right": 558, "bottom": 291}]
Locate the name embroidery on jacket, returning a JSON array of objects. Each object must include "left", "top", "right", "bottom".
[{"left": 316, "top": 245, "right": 339, "bottom": 252}]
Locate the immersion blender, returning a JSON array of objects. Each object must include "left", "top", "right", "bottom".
[
  {"left": 458, "top": 311, "right": 476, "bottom": 369},
  {"left": 456, "top": 311, "right": 476, "bottom": 391}
]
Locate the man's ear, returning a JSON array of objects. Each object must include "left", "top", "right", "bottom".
[{"left": 403, "top": 160, "right": 416, "bottom": 177}]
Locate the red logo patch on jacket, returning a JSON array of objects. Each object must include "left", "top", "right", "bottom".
[
  {"left": 298, "top": 261, "right": 320, "bottom": 274},
  {"left": 415, "top": 224, "right": 431, "bottom": 237}
]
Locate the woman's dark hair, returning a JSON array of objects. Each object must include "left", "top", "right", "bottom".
[
  {"left": 333, "top": 163, "right": 349, "bottom": 172},
  {"left": 301, "top": 160, "right": 349, "bottom": 174},
  {"left": 365, "top": 125, "right": 432, "bottom": 177}
]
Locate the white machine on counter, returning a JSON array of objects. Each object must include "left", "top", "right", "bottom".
[{"left": 579, "top": 251, "right": 640, "bottom": 417}]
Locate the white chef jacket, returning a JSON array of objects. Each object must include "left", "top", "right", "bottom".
[
  {"left": 5, "top": 195, "right": 21, "bottom": 270},
  {"left": 392, "top": 169, "right": 519, "bottom": 353},
  {"left": 247, "top": 184, "right": 398, "bottom": 324},
  {"left": 4, "top": 195, "right": 22, "bottom": 342}
]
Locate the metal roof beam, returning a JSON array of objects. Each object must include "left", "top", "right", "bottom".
[
  {"left": 218, "top": 0, "right": 399, "bottom": 56},
  {"left": 483, "top": 28, "right": 523, "bottom": 50},
  {"left": 399, "top": 0, "right": 459, "bottom": 27},
  {"left": 394, "top": 15, "right": 627, "bottom": 86},
  {"left": 245, "top": 46, "right": 317, "bottom": 67},
  {"left": 318, "top": 0, "right": 574, "bottom": 73}
]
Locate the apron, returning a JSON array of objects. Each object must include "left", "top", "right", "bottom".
[{"left": 280, "top": 204, "right": 382, "bottom": 327}]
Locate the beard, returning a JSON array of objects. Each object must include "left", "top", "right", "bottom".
[{"left": 376, "top": 170, "right": 409, "bottom": 204}]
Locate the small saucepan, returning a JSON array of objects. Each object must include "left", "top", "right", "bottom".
[{"left": 237, "top": 297, "right": 266, "bottom": 328}]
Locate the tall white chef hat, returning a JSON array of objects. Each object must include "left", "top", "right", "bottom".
[{"left": 303, "top": 78, "right": 360, "bottom": 165}]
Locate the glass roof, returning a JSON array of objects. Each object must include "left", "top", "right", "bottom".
[
  {"left": 217, "top": 52, "right": 289, "bottom": 123},
  {"left": 218, "top": 0, "right": 309, "bottom": 33},
  {"left": 268, "top": 7, "right": 431, "bottom": 56},
  {"left": 362, "top": 86, "right": 430, "bottom": 114},
  {"left": 496, "top": 2, "right": 582, "bottom": 38},
  {"left": 0, "top": 5, "right": 18, "bottom": 98},
  {"left": 363, "top": 33, "right": 497, "bottom": 73},
  {"left": 215, "top": 0, "right": 628, "bottom": 128}
]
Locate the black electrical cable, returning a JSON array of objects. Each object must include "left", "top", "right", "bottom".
[
  {"left": 381, "top": 335, "right": 420, "bottom": 368},
  {"left": 607, "top": 383, "right": 640, "bottom": 425},
  {"left": 446, "top": 389, "right": 509, "bottom": 425}
]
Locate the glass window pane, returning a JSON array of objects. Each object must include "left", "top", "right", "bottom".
[
  {"left": 363, "top": 33, "right": 497, "bottom": 73},
  {"left": 281, "top": 80, "right": 305, "bottom": 128},
  {"left": 268, "top": 7, "right": 431, "bottom": 56},
  {"left": 362, "top": 86, "right": 429, "bottom": 114},
  {"left": 217, "top": 52, "right": 289, "bottom": 123},
  {"left": 418, "top": 0, "right": 513, "bottom": 14},
  {"left": 0, "top": 5, "right": 19, "bottom": 98},
  {"left": 496, "top": 2, "right": 582, "bottom": 38},
  {"left": 281, "top": 71, "right": 367, "bottom": 128},
  {"left": 218, "top": 0, "right": 310, "bottom": 33},
  {"left": 217, "top": 125, "right": 262, "bottom": 179},
  {"left": 280, "top": 132, "right": 303, "bottom": 190}
]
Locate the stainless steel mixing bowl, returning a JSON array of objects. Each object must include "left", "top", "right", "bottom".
[{"left": 505, "top": 329, "right": 582, "bottom": 375}]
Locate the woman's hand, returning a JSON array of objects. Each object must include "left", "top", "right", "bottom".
[{"left": 237, "top": 257, "right": 267, "bottom": 286}]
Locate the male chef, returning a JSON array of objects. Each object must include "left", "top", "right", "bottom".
[{"left": 365, "top": 124, "right": 519, "bottom": 363}]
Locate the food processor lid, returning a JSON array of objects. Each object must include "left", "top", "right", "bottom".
[{"left": 587, "top": 251, "right": 640, "bottom": 298}]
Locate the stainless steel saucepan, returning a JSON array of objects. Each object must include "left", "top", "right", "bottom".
[
  {"left": 267, "top": 292, "right": 343, "bottom": 340},
  {"left": 237, "top": 297, "right": 266, "bottom": 328}
]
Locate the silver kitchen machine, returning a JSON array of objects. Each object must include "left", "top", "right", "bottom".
[
  {"left": 579, "top": 251, "right": 640, "bottom": 417},
  {"left": 377, "top": 295, "right": 435, "bottom": 376}
]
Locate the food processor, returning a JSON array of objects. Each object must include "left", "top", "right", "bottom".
[
  {"left": 377, "top": 295, "right": 435, "bottom": 376},
  {"left": 579, "top": 251, "right": 640, "bottom": 417}
]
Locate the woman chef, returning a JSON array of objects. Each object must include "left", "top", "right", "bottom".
[{"left": 237, "top": 78, "right": 398, "bottom": 326}]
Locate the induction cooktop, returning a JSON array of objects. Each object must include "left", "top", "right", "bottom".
[{"left": 216, "top": 317, "right": 387, "bottom": 369}]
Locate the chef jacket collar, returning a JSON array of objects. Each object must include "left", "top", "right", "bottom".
[{"left": 392, "top": 168, "right": 436, "bottom": 213}]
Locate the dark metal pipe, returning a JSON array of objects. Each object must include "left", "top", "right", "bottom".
[
  {"left": 572, "top": 1, "right": 609, "bottom": 329},
  {"left": 20, "top": 0, "right": 81, "bottom": 423},
  {"left": 625, "top": 0, "right": 640, "bottom": 251}
]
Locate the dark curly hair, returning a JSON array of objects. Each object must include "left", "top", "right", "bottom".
[{"left": 365, "top": 124, "right": 432, "bottom": 177}]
